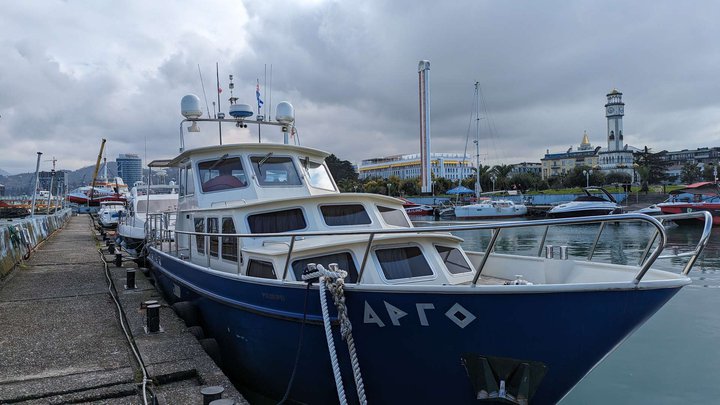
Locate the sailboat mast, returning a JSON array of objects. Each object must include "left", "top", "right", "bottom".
[{"left": 474, "top": 82, "right": 482, "bottom": 200}]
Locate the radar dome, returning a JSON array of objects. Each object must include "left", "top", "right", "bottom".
[
  {"left": 229, "top": 103, "right": 254, "bottom": 119},
  {"left": 181, "top": 95, "right": 202, "bottom": 119},
  {"left": 275, "top": 102, "right": 294, "bottom": 124}
]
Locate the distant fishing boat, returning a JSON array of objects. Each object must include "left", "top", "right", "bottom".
[{"left": 144, "top": 89, "right": 712, "bottom": 404}]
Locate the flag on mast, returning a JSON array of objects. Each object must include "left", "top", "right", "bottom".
[{"left": 256, "top": 79, "right": 264, "bottom": 110}]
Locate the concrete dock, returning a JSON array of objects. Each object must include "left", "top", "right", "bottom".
[{"left": 0, "top": 215, "right": 246, "bottom": 404}]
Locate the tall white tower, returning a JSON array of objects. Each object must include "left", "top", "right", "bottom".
[
  {"left": 605, "top": 89, "right": 625, "bottom": 151},
  {"left": 418, "top": 60, "right": 431, "bottom": 194}
]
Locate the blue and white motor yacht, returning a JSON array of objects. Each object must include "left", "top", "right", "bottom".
[{"left": 145, "top": 94, "right": 712, "bottom": 404}]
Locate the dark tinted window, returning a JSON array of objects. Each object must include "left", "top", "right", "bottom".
[
  {"left": 186, "top": 165, "right": 195, "bottom": 195},
  {"left": 247, "top": 260, "right": 276, "bottom": 279},
  {"left": 198, "top": 156, "right": 247, "bottom": 192},
  {"left": 248, "top": 209, "right": 306, "bottom": 233},
  {"left": 376, "top": 246, "right": 433, "bottom": 280},
  {"left": 320, "top": 205, "right": 371, "bottom": 226},
  {"left": 292, "top": 252, "right": 358, "bottom": 283},
  {"left": 377, "top": 205, "right": 410, "bottom": 227},
  {"left": 208, "top": 217, "right": 219, "bottom": 257},
  {"left": 194, "top": 218, "right": 204, "bottom": 254},
  {"left": 222, "top": 217, "right": 237, "bottom": 262},
  {"left": 436, "top": 245, "right": 472, "bottom": 274},
  {"left": 250, "top": 156, "right": 301, "bottom": 186}
]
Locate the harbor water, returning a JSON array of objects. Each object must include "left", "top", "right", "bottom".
[{"left": 414, "top": 217, "right": 719, "bottom": 404}]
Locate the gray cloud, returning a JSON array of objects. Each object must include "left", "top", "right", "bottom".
[{"left": 1, "top": 0, "right": 719, "bottom": 175}]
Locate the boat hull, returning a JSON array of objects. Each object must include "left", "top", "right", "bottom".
[
  {"left": 659, "top": 203, "right": 720, "bottom": 226},
  {"left": 547, "top": 207, "right": 620, "bottom": 218},
  {"left": 148, "top": 249, "right": 683, "bottom": 404}
]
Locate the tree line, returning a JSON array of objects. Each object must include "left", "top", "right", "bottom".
[{"left": 325, "top": 151, "right": 717, "bottom": 196}]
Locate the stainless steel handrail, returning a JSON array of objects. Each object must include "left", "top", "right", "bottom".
[{"left": 149, "top": 212, "right": 719, "bottom": 286}]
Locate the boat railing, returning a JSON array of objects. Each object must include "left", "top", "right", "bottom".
[
  {"left": 149, "top": 211, "right": 712, "bottom": 286},
  {"left": 145, "top": 212, "right": 176, "bottom": 241}
]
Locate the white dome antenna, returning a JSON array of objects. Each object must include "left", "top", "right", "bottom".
[
  {"left": 181, "top": 95, "right": 202, "bottom": 119},
  {"left": 275, "top": 102, "right": 294, "bottom": 124}
]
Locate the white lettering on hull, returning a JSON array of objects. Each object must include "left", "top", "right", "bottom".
[{"left": 363, "top": 301, "right": 475, "bottom": 328}]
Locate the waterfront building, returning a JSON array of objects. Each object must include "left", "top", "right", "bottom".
[
  {"left": 541, "top": 132, "right": 600, "bottom": 179},
  {"left": 542, "top": 89, "right": 639, "bottom": 181},
  {"left": 38, "top": 170, "right": 68, "bottom": 195},
  {"left": 358, "top": 153, "right": 473, "bottom": 181},
  {"left": 510, "top": 162, "right": 542, "bottom": 176},
  {"left": 116, "top": 153, "right": 142, "bottom": 187}
]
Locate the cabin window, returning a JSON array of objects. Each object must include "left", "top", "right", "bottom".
[
  {"left": 179, "top": 168, "right": 185, "bottom": 197},
  {"left": 194, "top": 218, "right": 205, "bottom": 254},
  {"left": 185, "top": 165, "right": 195, "bottom": 195},
  {"left": 375, "top": 246, "right": 433, "bottom": 280},
  {"left": 250, "top": 155, "right": 302, "bottom": 186},
  {"left": 377, "top": 205, "right": 410, "bottom": 227},
  {"left": 222, "top": 217, "right": 238, "bottom": 262},
  {"left": 247, "top": 260, "right": 277, "bottom": 279},
  {"left": 304, "top": 160, "right": 336, "bottom": 191},
  {"left": 320, "top": 204, "right": 371, "bottom": 226},
  {"left": 292, "top": 252, "right": 358, "bottom": 283},
  {"left": 247, "top": 208, "right": 306, "bottom": 233},
  {"left": 198, "top": 156, "right": 247, "bottom": 192},
  {"left": 208, "top": 217, "right": 219, "bottom": 257},
  {"left": 435, "top": 246, "right": 473, "bottom": 274}
]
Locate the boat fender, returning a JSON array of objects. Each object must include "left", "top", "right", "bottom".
[
  {"left": 199, "top": 338, "right": 223, "bottom": 367},
  {"left": 172, "top": 301, "right": 200, "bottom": 327}
]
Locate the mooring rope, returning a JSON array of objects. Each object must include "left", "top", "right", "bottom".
[{"left": 303, "top": 263, "right": 367, "bottom": 405}]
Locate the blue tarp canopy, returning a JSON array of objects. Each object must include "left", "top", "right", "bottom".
[{"left": 446, "top": 186, "right": 474, "bottom": 194}]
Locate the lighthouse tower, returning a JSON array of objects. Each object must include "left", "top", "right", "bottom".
[
  {"left": 598, "top": 88, "right": 634, "bottom": 181},
  {"left": 605, "top": 89, "right": 625, "bottom": 151}
]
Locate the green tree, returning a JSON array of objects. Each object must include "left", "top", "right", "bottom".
[
  {"left": 634, "top": 146, "right": 670, "bottom": 190},
  {"left": 680, "top": 162, "right": 702, "bottom": 184},
  {"left": 605, "top": 171, "right": 630, "bottom": 185},
  {"left": 325, "top": 154, "right": 358, "bottom": 183},
  {"left": 702, "top": 162, "right": 718, "bottom": 182}
]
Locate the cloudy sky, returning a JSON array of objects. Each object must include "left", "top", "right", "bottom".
[{"left": 1, "top": 0, "right": 719, "bottom": 175}]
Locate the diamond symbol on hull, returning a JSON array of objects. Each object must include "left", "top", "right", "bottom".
[{"left": 445, "top": 303, "right": 476, "bottom": 328}]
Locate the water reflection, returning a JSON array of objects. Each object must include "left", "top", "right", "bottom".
[{"left": 414, "top": 217, "right": 719, "bottom": 287}]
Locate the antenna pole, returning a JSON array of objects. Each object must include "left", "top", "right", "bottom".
[
  {"left": 216, "top": 62, "right": 223, "bottom": 145},
  {"left": 198, "top": 64, "right": 211, "bottom": 120}
]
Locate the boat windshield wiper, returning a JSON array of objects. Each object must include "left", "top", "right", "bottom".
[
  {"left": 257, "top": 152, "right": 273, "bottom": 169},
  {"left": 208, "top": 154, "right": 229, "bottom": 171}
]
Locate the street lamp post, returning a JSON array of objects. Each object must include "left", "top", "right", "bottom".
[
  {"left": 583, "top": 169, "right": 593, "bottom": 188},
  {"left": 490, "top": 174, "right": 497, "bottom": 192},
  {"left": 387, "top": 183, "right": 392, "bottom": 196}
]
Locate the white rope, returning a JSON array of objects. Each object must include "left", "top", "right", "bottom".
[{"left": 303, "top": 263, "right": 367, "bottom": 405}]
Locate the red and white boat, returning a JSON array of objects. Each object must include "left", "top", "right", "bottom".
[
  {"left": 66, "top": 177, "right": 129, "bottom": 205},
  {"left": 397, "top": 197, "right": 434, "bottom": 216},
  {"left": 659, "top": 182, "right": 720, "bottom": 226}
]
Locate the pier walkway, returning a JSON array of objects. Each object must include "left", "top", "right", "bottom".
[{"left": 0, "top": 215, "right": 246, "bottom": 404}]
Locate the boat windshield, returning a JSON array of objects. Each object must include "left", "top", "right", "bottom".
[
  {"left": 250, "top": 156, "right": 302, "bottom": 186},
  {"left": 198, "top": 156, "right": 247, "bottom": 192},
  {"left": 305, "top": 160, "right": 335, "bottom": 191}
]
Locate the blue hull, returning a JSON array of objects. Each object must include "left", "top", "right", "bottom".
[{"left": 148, "top": 250, "right": 681, "bottom": 404}]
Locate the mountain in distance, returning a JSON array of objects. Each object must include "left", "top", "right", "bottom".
[
  {"left": 1, "top": 163, "right": 177, "bottom": 196},
  {"left": 0, "top": 168, "right": 11, "bottom": 177}
]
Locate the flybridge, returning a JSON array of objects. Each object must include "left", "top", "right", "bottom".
[{"left": 179, "top": 92, "right": 295, "bottom": 152}]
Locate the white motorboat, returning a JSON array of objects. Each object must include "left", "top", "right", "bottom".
[
  {"left": 139, "top": 92, "right": 712, "bottom": 404},
  {"left": 97, "top": 200, "right": 126, "bottom": 228},
  {"left": 547, "top": 187, "right": 622, "bottom": 218},
  {"left": 454, "top": 198, "right": 527, "bottom": 219},
  {"left": 117, "top": 181, "right": 178, "bottom": 258}
]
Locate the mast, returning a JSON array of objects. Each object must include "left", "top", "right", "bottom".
[
  {"left": 474, "top": 82, "right": 482, "bottom": 199},
  {"left": 89, "top": 138, "right": 107, "bottom": 203}
]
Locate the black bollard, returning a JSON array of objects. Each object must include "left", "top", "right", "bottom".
[
  {"left": 115, "top": 253, "right": 122, "bottom": 267},
  {"left": 201, "top": 386, "right": 224, "bottom": 405},
  {"left": 126, "top": 269, "right": 136, "bottom": 289},
  {"left": 146, "top": 303, "right": 160, "bottom": 333},
  {"left": 108, "top": 243, "right": 115, "bottom": 254}
]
